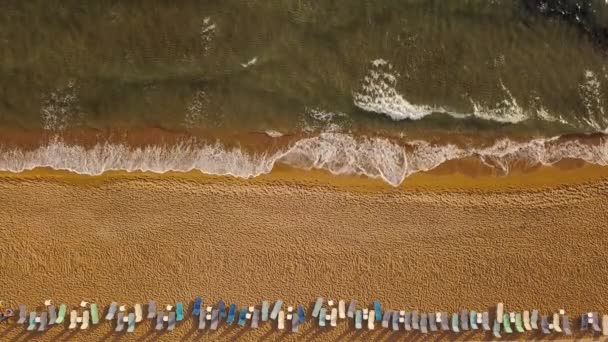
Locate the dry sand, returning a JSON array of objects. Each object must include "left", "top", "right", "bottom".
[{"left": 1, "top": 166, "right": 608, "bottom": 341}]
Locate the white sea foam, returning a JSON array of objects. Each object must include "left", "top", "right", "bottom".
[
  {"left": 184, "top": 90, "right": 209, "bottom": 127},
  {"left": 40, "top": 80, "right": 81, "bottom": 130},
  {"left": 265, "top": 130, "right": 284, "bottom": 138},
  {"left": 1, "top": 133, "right": 607, "bottom": 187},
  {"left": 241, "top": 57, "right": 258, "bottom": 68},
  {"left": 579, "top": 70, "right": 606, "bottom": 131}
]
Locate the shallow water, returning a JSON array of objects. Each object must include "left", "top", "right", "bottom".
[{"left": 1, "top": 0, "right": 607, "bottom": 185}]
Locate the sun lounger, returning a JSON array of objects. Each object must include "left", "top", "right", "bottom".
[
  {"left": 441, "top": 312, "right": 449, "bottom": 331},
  {"left": 116, "top": 312, "right": 125, "bottom": 332},
  {"left": 319, "top": 308, "right": 326, "bottom": 327},
  {"left": 167, "top": 312, "right": 176, "bottom": 331},
  {"left": 368, "top": 310, "right": 375, "bottom": 330},
  {"left": 581, "top": 313, "right": 588, "bottom": 330},
  {"left": 482, "top": 311, "right": 490, "bottom": 330},
  {"left": 592, "top": 312, "right": 602, "bottom": 332},
  {"left": 218, "top": 300, "right": 226, "bottom": 320},
  {"left": 337, "top": 300, "right": 345, "bottom": 319},
  {"left": 392, "top": 311, "right": 400, "bottom": 331},
  {"left": 602, "top": 315, "right": 608, "bottom": 336},
  {"left": 460, "top": 310, "right": 469, "bottom": 330},
  {"left": 81, "top": 310, "right": 90, "bottom": 330},
  {"left": 420, "top": 313, "right": 428, "bottom": 334},
  {"left": 227, "top": 304, "right": 236, "bottom": 324},
  {"left": 106, "top": 302, "right": 118, "bottom": 320},
  {"left": 69, "top": 310, "right": 78, "bottom": 330},
  {"left": 155, "top": 313, "right": 164, "bottom": 331},
  {"left": 496, "top": 303, "right": 504, "bottom": 323},
  {"left": 374, "top": 301, "right": 381, "bottom": 321},
  {"left": 493, "top": 319, "right": 501, "bottom": 338},
  {"left": 48, "top": 305, "right": 56, "bottom": 325},
  {"left": 347, "top": 300, "right": 357, "bottom": 318},
  {"left": 175, "top": 302, "right": 184, "bottom": 322},
  {"left": 531, "top": 310, "right": 539, "bottom": 329},
  {"left": 290, "top": 310, "right": 300, "bottom": 333},
  {"left": 198, "top": 307, "right": 206, "bottom": 330},
  {"left": 523, "top": 310, "right": 531, "bottom": 330},
  {"left": 330, "top": 308, "right": 337, "bottom": 327},
  {"left": 88, "top": 303, "right": 98, "bottom": 325},
  {"left": 451, "top": 313, "right": 459, "bottom": 332},
  {"left": 259, "top": 301, "right": 269, "bottom": 322},
  {"left": 503, "top": 314, "right": 512, "bottom": 333},
  {"left": 271, "top": 300, "right": 283, "bottom": 320},
  {"left": 540, "top": 315, "right": 550, "bottom": 334},
  {"left": 17, "top": 305, "right": 26, "bottom": 324},
  {"left": 382, "top": 310, "right": 391, "bottom": 328},
  {"left": 54, "top": 304, "right": 66, "bottom": 324},
  {"left": 552, "top": 313, "right": 561, "bottom": 333},
  {"left": 515, "top": 313, "right": 524, "bottom": 332},
  {"left": 278, "top": 310, "right": 285, "bottom": 330},
  {"left": 297, "top": 304, "right": 305, "bottom": 324},
  {"left": 562, "top": 314, "right": 572, "bottom": 335},
  {"left": 205, "top": 309, "right": 217, "bottom": 330},
  {"left": 131, "top": 303, "right": 141, "bottom": 323},
  {"left": 412, "top": 310, "right": 420, "bottom": 330},
  {"left": 146, "top": 300, "right": 156, "bottom": 319},
  {"left": 38, "top": 312, "right": 48, "bottom": 331},
  {"left": 355, "top": 310, "right": 362, "bottom": 330},
  {"left": 192, "top": 297, "right": 202, "bottom": 316},
  {"left": 429, "top": 312, "right": 437, "bottom": 331},
  {"left": 312, "top": 298, "right": 323, "bottom": 318},
  {"left": 469, "top": 310, "right": 478, "bottom": 330},
  {"left": 126, "top": 313, "right": 135, "bottom": 333},
  {"left": 238, "top": 307, "right": 247, "bottom": 326},
  {"left": 404, "top": 311, "right": 412, "bottom": 330}
]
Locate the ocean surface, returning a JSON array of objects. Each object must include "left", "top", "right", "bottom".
[{"left": 1, "top": 0, "right": 608, "bottom": 185}]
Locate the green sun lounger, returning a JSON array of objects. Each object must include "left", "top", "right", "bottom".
[
  {"left": 90, "top": 303, "right": 99, "bottom": 325},
  {"left": 176, "top": 302, "right": 184, "bottom": 321},
  {"left": 451, "top": 313, "right": 459, "bottom": 332},
  {"left": 127, "top": 313, "right": 135, "bottom": 333},
  {"left": 27, "top": 312, "right": 36, "bottom": 331},
  {"left": 515, "top": 313, "right": 524, "bottom": 332},
  {"left": 355, "top": 310, "right": 362, "bottom": 330},
  {"left": 503, "top": 314, "right": 513, "bottom": 333},
  {"left": 319, "top": 308, "right": 326, "bottom": 327},
  {"left": 470, "top": 310, "right": 478, "bottom": 329},
  {"left": 55, "top": 304, "right": 67, "bottom": 324},
  {"left": 493, "top": 319, "right": 501, "bottom": 338}
]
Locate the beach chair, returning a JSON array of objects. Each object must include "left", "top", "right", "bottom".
[
  {"left": 48, "top": 305, "right": 56, "bottom": 325},
  {"left": 531, "top": 310, "right": 538, "bottom": 329},
  {"left": 167, "top": 312, "right": 176, "bottom": 331},
  {"left": 347, "top": 300, "right": 356, "bottom": 318},
  {"left": 192, "top": 297, "right": 202, "bottom": 316},
  {"left": 271, "top": 300, "right": 283, "bottom": 320},
  {"left": 312, "top": 298, "right": 323, "bottom": 318},
  {"left": 420, "top": 313, "right": 428, "bottom": 334},
  {"left": 412, "top": 310, "right": 419, "bottom": 330},
  {"left": 503, "top": 314, "right": 512, "bottom": 333},
  {"left": 382, "top": 310, "right": 391, "bottom": 328},
  {"left": 552, "top": 313, "right": 561, "bottom": 333},
  {"left": 155, "top": 313, "right": 164, "bottom": 331},
  {"left": 261, "top": 301, "right": 269, "bottom": 322},
  {"left": 238, "top": 307, "right": 247, "bottom": 326},
  {"left": 291, "top": 311, "right": 300, "bottom": 333},
  {"left": 592, "top": 312, "right": 601, "bottom": 332},
  {"left": 198, "top": 307, "right": 206, "bottom": 330},
  {"left": 277, "top": 310, "right": 285, "bottom": 330},
  {"left": 496, "top": 303, "right": 504, "bottom": 323},
  {"left": 146, "top": 300, "right": 156, "bottom": 319},
  {"left": 330, "top": 308, "right": 337, "bottom": 327},
  {"left": 602, "top": 315, "right": 608, "bottom": 336},
  {"left": 115, "top": 312, "right": 125, "bottom": 332},
  {"left": 218, "top": 300, "right": 226, "bottom": 320},
  {"left": 404, "top": 311, "right": 412, "bottom": 330},
  {"left": 562, "top": 314, "right": 572, "bottom": 336},
  {"left": 451, "top": 313, "right": 459, "bottom": 332},
  {"left": 482, "top": 311, "right": 491, "bottom": 330},
  {"left": 581, "top": 313, "right": 588, "bottom": 330},
  {"left": 227, "top": 304, "right": 236, "bottom": 324},
  {"left": 131, "top": 303, "right": 141, "bottom": 323},
  {"left": 460, "top": 309, "right": 469, "bottom": 330},
  {"left": 374, "top": 301, "right": 381, "bottom": 321},
  {"left": 540, "top": 315, "right": 550, "bottom": 334},
  {"left": 428, "top": 312, "right": 437, "bottom": 332},
  {"left": 89, "top": 303, "right": 98, "bottom": 325},
  {"left": 17, "top": 305, "right": 26, "bottom": 324},
  {"left": 175, "top": 302, "right": 184, "bottom": 322},
  {"left": 106, "top": 302, "right": 117, "bottom": 321},
  {"left": 55, "top": 304, "right": 66, "bottom": 324},
  {"left": 126, "top": 313, "right": 135, "bottom": 333},
  {"left": 38, "top": 312, "right": 48, "bottom": 332},
  {"left": 523, "top": 310, "right": 531, "bottom": 330},
  {"left": 493, "top": 319, "right": 501, "bottom": 338},
  {"left": 338, "top": 300, "right": 345, "bottom": 319},
  {"left": 392, "top": 311, "right": 400, "bottom": 331},
  {"left": 440, "top": 312, "right": 449, "bottom": 331},
  {"left": 81, "top": 310, "right": 90, "bottom": 330},
  {"left": 69, "top": 310, "right": 78, "bottom": 330},
  {"left": 207, "top": 309, "right": 218, "bottom": 330},
  {"left": 469, "top": 310, "right": 478, "bottom": 330},
  {"left": 297, "top": 304, "right": 305, "bottom": 324},
  {"left": 319, "top": 308, "right": 326, "bottom": 327},
  {"left": 351, "top": 309, "right": 360, "bottom": 329},
  {"left": 368, "top": 310, "right": 375, "bottom": 330},
  {"left": 515, "top": 312, "right": 524, "bottom": 332}
]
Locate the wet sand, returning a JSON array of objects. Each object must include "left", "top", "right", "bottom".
[{"left": 1, "top": 166, "right": 608, "bottom": 341}]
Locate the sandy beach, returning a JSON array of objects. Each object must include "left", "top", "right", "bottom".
[{"left": 0, "top": 166, "right": 608, "bottom": 341}]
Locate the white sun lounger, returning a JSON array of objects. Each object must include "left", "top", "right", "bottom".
[
  {"left": 368, "top": 310, "right": 375, "bottom": 330},
  {"left": 319, "top": 308, "right": 326, "bottom": 327},
  {"left": 523, "top": 310, "right": 531, "bottom": 330},
  {"left": 404, "top": 311, "right": 412, "bottom": 330},
  {"left": 106, "top": 302, "right": 118, "bottom": 320},
  {"left": 81, "top": 310, "right": 90, "bottom": 330},
  {"left": 496, "top": 303, "right": 504, "bottom": 323},
  {"left": 382, "top": 310, "right": 391, "bottom": 328},
  {"left": 312, "top": 298, "right": 323, "bottom": 318},
  {"left": 48, "top": 305, "right": 56, "bottom": 325},
  {"left": 69, "top": 310, "right": 78, "bottom": 329},
  {"left": 278, "top": 311, "right": 285, "bottom": 330},
  {"left": 147, "top": 300, "right": 156, "bottom": 319},
  {"left": 440, "top": 312, "right": 449, "bottom": 331},
  {"left": 261, "top": 301, "right": 270, "bottom": 322},
  {"left": 562, "top": 314, "right": 572, "bottom": 335},
  {"left": 429, "top": 312, "right": 437, "bottom": 331},
  {"left": 412, "top": 311, "right": 419, "bottom": 330},
  {"left": 602, "top": 315, "right": 608, "bottom": 336},
  {"left": 338, "top": 300, "right": 345, "bottom": 319},
  {"left": 592, "top": 312, "right": 602, "bottom": 332},
  {"left": 420, "top": 313, "right": 428, "bottom": 334},
  {"left": 210, "top": 309, "right": 220, "bottom": 330},
  {"left": 271, "top": 300, "right": 283, "bottom": 320},
  {"left": 460, "top": 310, "right": 469, "bottom": 331},
  {"left": 155, "top": 312, "right": 164, "bottom": 330},
  {"left": 355, "top": 310, "right": 362, "bottom": 330},
  {"left": 347, "top": 300, "right": 357, "bottom": 318},
  {"left": 392, "top": 311, "right": 400, "bottom": 331},
  {"left": 482, "top": 312, "right": 490, "bottom": 330},
  {"left": 168, "top": 312, "right": 176, "bottom": 331},
  {"left": 38, "top": 312, "right": 48, "bottom": 332},
  {"left": 198, "top": 307, "right": 206, "bottom": 330},
  {"left": 134, "top": 304, "right": 143, "bottom": 323},
  {"left": 552, "top": 313, "right": 561, "bottom": 333},
  {"left": 115, "top": 312, "right": 125, "bottom": 332},
  {"left": 17, "top": 305, "right": 26, "bottom": 324},
  {"left": 330, "top": 308, "right": 337, "bottom": 327}
]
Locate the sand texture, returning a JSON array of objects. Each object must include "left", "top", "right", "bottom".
[{"left": 1, "top": 171, "right": 608, "bottom": 341}]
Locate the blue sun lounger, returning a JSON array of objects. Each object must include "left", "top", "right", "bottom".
[
  {"left": 210, "top": 309, "right": 219, "bottom": 330},
  {"left": 298, "top": 304, "right": 305, "bottom": 324},
  {"left": 155, "top": 312, "right": 163, "bottom": 331},
  {"left": 270, "top": 300, "right": 283, "bottom": 320},
  {"left": 347, "top": 300, "right": 357, "bottom": 318},
  {"left": 106, "top": 302, "right": 118, "bottom": 321},
  {"left": 470, "top": 310, "right": 478, "bottom": 330},
  {"left": 27, "top": 312, "right": 36, "bottom": 331},
  {"left": 355, "top": 310, "right": 363, "bottom": 330},
  {"left": 176, "top": 302, "right": 184, "bottom": 321},
  {"left": 580, "top": 313, "right": 588, "bottom": 331},
  {"left": 382, "top": 310, "right": 391, "bottom": 328},
  {"left": 412, "top": 310, "right": 420, "bottom": 330},
  {"left": 312, "top": 298, "right": 323, "bottom": 318},
  {"left": 493, "top": 319, "right": 501, "bottom": 338},
  {"left": 562, "top": 314, "right": 572, "bottom": 335},
  {"left": 251, "top": 309, "right": 259, "bottom": 328},
  {"left": 429, "top": 312, "right": 438, "bottom": 332},
  {"left": 226, "top": 304, "right": 237, "bottom": 324},
  {"left": 440, "top": 312, "right": 449, "bottom": 331},
  {"left": 460, "top": 310, "right": 469, "bottom": 330},
  {"left": 541, "top": 315, "right": 551, "bottom": 334},
  {"left": 420, "top": 313, "right": 428, "bottom": 333},
  {"left": 192, "top": 297, "right": 202, "bottom": 316},
  {"left": 116, "top": 312, "right": 125, "bottom": 332},
  {"left": 218, "top": 300, "right": 226, "bottom": 320},
  {"left": 404, "top": 311, "right": 412, "bottom": 330},
  {"left": 147, "top": 300, "right": 156, "bottom": 319},
  {"left": 38, "top": 312, "right": 48, "bottom": 331},
  {"left": 261, "top": 301, "right": 269, "bottom": 321},
  {"left": 451, "top": 313, "right": 459, "bottom": 332},
  {"left": 127, "top": 313, "right": 135, "bottom": 333},
  {"left": 17, "top": 305, "right": 26, "bottom": 324},
  {"left": 48, "top": 305, "right": 57, "bottom": 325},
  {"left": 319, "top": 308, "right": 327, "bottom": 327},
  {"left": 292, "top": 312, "right": 300, "bottom": 333},
  {"left": 168, "top": 312, "right": 176, "bottom": 331},
  {"left": 373, "top": 301, "right": 381, "bottom": 321},
  {"left": 392, "top": 311, "right": 400, "bottom": 331},
  {"left": 238, "top": 307, "right": 247, "bottom": 326}
]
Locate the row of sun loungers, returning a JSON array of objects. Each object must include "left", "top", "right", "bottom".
[{"left": 7, "top": 299, "right": 608, "bottom": 336}]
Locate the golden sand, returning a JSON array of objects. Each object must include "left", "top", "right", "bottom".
[{"left": 1, "top": 166, "right": 608, "bottom": 341}]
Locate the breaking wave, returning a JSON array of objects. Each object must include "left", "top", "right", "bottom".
[{"left": 1, "top": 133, "right": 607, "bottom": 186}]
